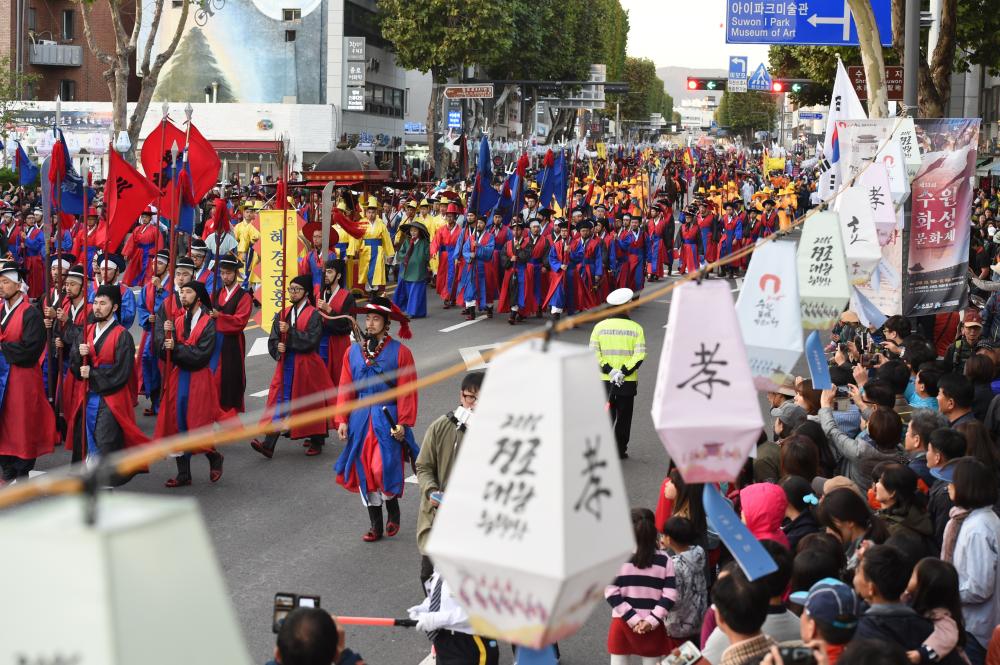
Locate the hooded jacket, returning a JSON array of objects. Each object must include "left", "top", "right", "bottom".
[
  {"left": 740, "top": 483, "right": 790, "bottom": 548},
  {"left": 879, "top": 503, "right": 937, "bottom": 558}
]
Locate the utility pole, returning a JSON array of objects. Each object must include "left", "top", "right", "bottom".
[{"left": 903, "top": 0, "right": 920, "bottom": 114}]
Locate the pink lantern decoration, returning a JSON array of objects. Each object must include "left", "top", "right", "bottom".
[{"left": 651, "top": 280, "right": 763, "bottom": 483}]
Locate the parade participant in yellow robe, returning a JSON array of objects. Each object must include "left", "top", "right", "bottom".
[
  {"left": 234, "top": 201, "right": 262, "bottom": 288},
  {"left": 349, "top": 199, "right": 396, "bottom": 296}
]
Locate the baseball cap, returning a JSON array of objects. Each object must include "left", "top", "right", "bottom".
[
  {"left": 770, "top": 400, "right": 807, "bottom": 429},
  {"left": 964, "top": 309, "right": 983, "bottom": 327},
  {"left": 789, "top": 578, "right": 862, "bottom": 630}
]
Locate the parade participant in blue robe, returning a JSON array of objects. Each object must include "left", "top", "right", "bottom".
[
  {"left": 616, "top": 214, "right": 647, "bottom": 294},
  {"left": 543, "top": 220, "right": 585, "bottom": 319},
  {"left": 137, "top": 250, "right": 172, "bottom": 416},
  {"left": 189, "top": 238, "right": 217, "bottom": 295},
  {"left": 458, "top": 214, "right": 496, "bottom": 321},
  {"left": 87, "top": 253, "right": 137, "bottom": 328}
]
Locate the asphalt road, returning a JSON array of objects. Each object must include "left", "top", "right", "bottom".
[{"left": 32, "top": 273, "right": 773, "bottom": 664}]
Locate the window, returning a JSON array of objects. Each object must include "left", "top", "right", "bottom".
[
  {"left": 283, "top": 8, "right": 301, "bottom": 20},
  {"left": 27, "top": 7, "right": 36, "bottom": 32},
  {"left": 62, "top": 9, "right": 74, "bottom": 40},
  {"left": 285, "top": 30, "right": 296, "bottom": 42},
  {"left": 363, "top": 83, "right": 405, "bottom": 118},
  {"left": 59, "top": 79, "right": 75, "bottom": 101}
]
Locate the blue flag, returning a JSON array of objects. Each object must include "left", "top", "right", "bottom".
[
  {"left": 805, "top": 331, "right": 833, "bottom": 390},
  {"left": 703, "top": 484, "right": 778, "bottom": 581},
  {"left": 15, "top": 142, "right": 39, "bottom": 187},
  {"left": 51, "top": 129, "right": 92, "bottom": 215},
  {"left": 473, "top": 138, "right": 500, "bottom": 217},
  {"left": 539, "top": 150, "right": 566, "bottom": 212}
]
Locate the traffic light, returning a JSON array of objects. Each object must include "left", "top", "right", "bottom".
[
  {"left": 771, "top": 81, "right": 784, "bottom": 93},
  {"left": 687, "top": 78, "right": 727, "bottom": 91},
  {"left": 770, "top": 79, "right": 812, "bottom": 94}
]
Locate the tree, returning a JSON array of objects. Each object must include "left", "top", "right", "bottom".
[
  {"left": 0, "top": 55, "right": 41, "bottom": 142},
  {"left": 715, "top": 90, "right": 778, "bottom": 141},
  {"left": 620, "top": 57, "right": 667, "bottom": 120},
  {"left": 77, "top": 0, "right": 191, "bottom": 161},
  {"left": 768, "top": 46, "right": 865, "bottom": 107},
  {"left": 848, "top": 0, "right": 888, "bottom": 117},
  {"left": 154, "top": 27, "right": 236, "bottom": 103}
]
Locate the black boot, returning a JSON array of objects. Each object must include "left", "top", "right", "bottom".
[
  {"left": 165, "top": 454, "right": 192, "bottom": 488},
  {"left": 385, "top": 498, "right": 401, "bottom": 537},
  {"left": 363, "top": 506, "right": 383, "bottom": 542}
]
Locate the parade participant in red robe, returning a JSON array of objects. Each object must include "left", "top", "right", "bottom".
[
  {"left": 210, "top": 252, "right": 253, "bottom": 419},
  {"left": 155, "top": 279, "right": 224, "bottom": 487},
  {"left": 251, "top": 274, "right": 334, "bottom": 458},
  {"left": 0, "top": 261, "right": 57, "bottom": 481},
  {"left": 431, "top": 203, "right": 464, "bottom": 307},
  {"left": 497, "top": 221, "right": 537, "bottom": 323},
  {"left": 316, "top": 258, "right": 356, "bottom": 387},
  {"left": 575, "top": 220, "right": 605, "bottom": 311},
  {"left": 40, "top": 253, "right": 75, "bottom": 404},
  {"left": 679, "top": 212, "right": 701, "bottom": 275},
  {"left": 616, "top": 214, "right": 647, "bottom": 294},
  {"left": 335, "top": 297, "right": 418, "bottom": 542},
  {"left": 64, "top": 285, "right": 149, "bottom": 478},
  {"left": 526, "top": 219, "right": 551, "bottom": 312},
  {"left": 72, "top": 208, "right": 106, "bottom": 277},
  {"left": 137, "top": 250, "right": 172, "bottom": 416},
  {"left": 122, "top": 207, "right": 164, "bottom": 286},
  {"left": 696, "top": 200, "right": 718, "bottom": 265},
  {"left": 22, "top": 213, "right": 46, "bottom": 298},
  {"left": 755, "top": 198, "right": 778, "bottom": 241}
]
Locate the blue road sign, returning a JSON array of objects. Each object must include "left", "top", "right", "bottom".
[
  {"left": 726, "top": 0, "right": 892, "bottom": 46},
  {"left": 747, "top": 63, "right": 772, "bottom": 91},
  {"left": 728, "top": 56, "right": 748, "bottom": 92},
  {"left": 798, "top": 111, "right": 824, "bottom": 120},
  {"left": 447, "top": 110, "right": 462, "bottom": 129}
]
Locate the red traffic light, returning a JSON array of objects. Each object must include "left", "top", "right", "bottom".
[
  {"left": 687, "top": 78, "right": 699, "bottom": 90},
  {"left": 771, "top": 81, "right": 784, "bottom": 92}
]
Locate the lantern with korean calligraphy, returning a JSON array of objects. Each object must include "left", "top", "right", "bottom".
[
  {"left": 425, "top": 338, "right": 633, "bottom": 649},
  {"left": 797, "top": 212, "right": 850, "bottom": 330},
  {"left": 736, "top": 240, "right": 804, "bottom": 391},
  {"left": 837, "top": 187, "right": 882, "bottom": 285},
  {"left": 651, "top": 280, "right": 763, "bottom": 483},
  {"left": 858, "top": 163, "right": 896, "bottom": 245}
]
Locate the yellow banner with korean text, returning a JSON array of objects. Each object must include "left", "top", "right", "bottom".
[{"left": 256, "top": 209, "right": 302, "bottom": 334}]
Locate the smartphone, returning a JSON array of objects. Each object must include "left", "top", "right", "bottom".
[
  {"left": 273, "top": 593, "right": 322, "bottom": 633},
  {"left": 663, "top": 641, "right": 702, "bottom": 665},
  {"left": 778, "top": 646, "right": 816, "bottom": 665},
  {"left": 430, "top": 491, "right": 444, "bottom": 504}
]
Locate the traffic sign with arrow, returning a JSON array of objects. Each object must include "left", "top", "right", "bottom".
[
  {"left": 728, "top": 56, "right": 748, "bottom": 93},
  {"left": 443, "top": 84, "right": 495, "bottom": 100},
  {"left": 725, "top": 0, "right": 892, "bottom": 47}
]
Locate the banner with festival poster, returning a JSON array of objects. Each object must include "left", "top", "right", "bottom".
[
  {"left": 797, "top": 212, "right": 850, "bottom": 330},
  {"left": 651, "top": 281, "right": 763, "bottom": 483},
  {"left": 735, "top": 240, "right": 804, "bottom": 391},
  {"left": 903, "top": 119, "right": 980, "bottom": 315},
  {"left": 426, "top": 339, "right": 633, "bottom": 649},
  {"left": 257, "top": 209, "right": 301, "bottom": 334}
]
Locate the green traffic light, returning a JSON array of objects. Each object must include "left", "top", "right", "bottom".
[
  {"left": 791, "top": 83, "right": 802, "bottom": 93},
  {"left": 707, "top": 81, "right": 717, "bottom": 90}
]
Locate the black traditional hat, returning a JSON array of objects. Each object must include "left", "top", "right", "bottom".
[{"left": 181, "top": 280, "right": 212, "bottom": 309}]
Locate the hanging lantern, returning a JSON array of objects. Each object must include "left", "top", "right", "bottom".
[
  {"left": 651, "top": 280, "right": 763, "bottom": 483},
  {"left": 426, "top": 338, "right": 633, "bottom": 649},
  {"left": 797, "top": 211, "right": 850, "bottom": 330},
  {"left": 736, "top": 240, "right": 804, "bottom": 391},
  {"left": 0, "top": 494, "right": 250, "bottom": 664},
  {"left": 838, "top": 187, "right": 882, "bottom": 285},
  {"left": 857, "top": 163, "right": 896, "bottom": 245}
]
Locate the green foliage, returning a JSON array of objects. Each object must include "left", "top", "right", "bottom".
[
  {"left": 0, "top": 55, "right": 41, "bottom": 140},
  {"left": 0, "top": 168, "right": 18, "bottom": 189},
  {"left": 954, "top": 0, "right": 1000, "bottom": 75},
  {"left": 768, "top": 46, "right": 862, "bottom": 106},
  {"left": 619, "top": 57, "right": 670, "bottom": 121},
  {"left": 378, "top": 0, "right": 514, "bottom": 80},
  {"left": 715, "top": 90, "right": 778, "bottom": 139}
]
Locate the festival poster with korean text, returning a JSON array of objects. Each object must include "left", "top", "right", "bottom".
[
  {"left": 651, "top": 281, "right": 763, "bottom": 483},
  {"left": 426, "top": 339, "right": 633, "bottom": 648},
  {"left": 257, "top": 209, "right": 300, "bottom": 334},
  {"left": 904, "top": 119, "right": 980, "bottom": 315},
  {"left": 839, "top": 120, "right": 912, "bottom": 317}
]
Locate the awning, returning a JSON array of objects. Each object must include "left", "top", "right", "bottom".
[{"left": 210, "top": 140, "right": 281, "bottom": 153}]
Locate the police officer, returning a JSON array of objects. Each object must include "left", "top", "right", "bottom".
[{"left": 589, "top": 288, "right": 646, "bottom": 459}]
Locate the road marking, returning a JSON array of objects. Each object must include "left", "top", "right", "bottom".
[
  {"left": 250, "top": 388, "right": 270, "bottom": 397},
  {"left": 405, "top": 474, "right": 418, "bottom": 484},
  {"left": 656, "top": 280, "right": 744, "bottom": 306},
  {"left": 458, "top": 343, "right": 501, "bottom": 370},
  {"left": 439, "top": 315, "right": 487, "bottom": 332},
  {"left": 247, "top": 336, "right": 270, "bottom": 357}
]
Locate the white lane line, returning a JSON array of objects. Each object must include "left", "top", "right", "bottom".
[
  {"left": 439, "top": 315, "right": 487, "bottom": 332},
  {"left": 250, "top": 388, "right": 270, "bottom": 397},
  {"left": 459, "top": 343, "right": 501, "bottom": 371},
  {"left": 247, "top": 336, "right": 270, "bottom": 357}
]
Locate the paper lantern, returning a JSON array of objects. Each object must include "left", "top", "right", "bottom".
[
  {"left": 797, "top": 211, "right": 850, "bottom": 330},
  {"left": 837, "top": 187, "right": 882, "bottom": 285},
  {"left": 736, "top": 240, "right": 804, "bottom": 392},
  {"left": 651, "top": 280, "right": 763, "bottom": 483},
  {"left": 857, "top": 163, "right": 896, "bottom": 245},
  {"left": 0, "top": 493, "right": 251, "bottom": 665},
  {"left": 426, "top": 338, "right": 633, "bottom": 649}
]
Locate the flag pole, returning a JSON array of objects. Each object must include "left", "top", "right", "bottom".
[
  {"left": 154, "top": 102, "right": 169, "bottom": 241},
  {"left": 279, "top": 133, "right": 290, "bottom": 361},
  {"left": 165, "top": 140, "right": 180, "bottom": 372}
]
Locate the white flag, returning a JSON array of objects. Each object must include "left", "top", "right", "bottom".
[{"left": 818, "top": 61, "right": 867, "bottom": 202}]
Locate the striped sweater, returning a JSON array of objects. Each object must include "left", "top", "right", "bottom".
[{"left": 605, "top": 550, "right": 678, "bottom": 627}]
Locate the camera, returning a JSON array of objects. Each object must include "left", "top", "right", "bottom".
[
  {"left": 273, "top": 592, "right": 322, "bottom": 633},
  {"left": 777, "top": 646, "right": 817, "bottom": 665}
]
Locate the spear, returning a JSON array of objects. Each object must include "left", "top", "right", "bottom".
[
  {"left": 279, "top": 134, "right": 290, "bottom": 362},
  {"left": 164, "top": 140, "right": 180, "bottom": 373}
]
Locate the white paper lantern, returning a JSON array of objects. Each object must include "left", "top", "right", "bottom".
[
  {"left": 736, "top": 240, "right": 804, "bottom": 391},
  {"left": 797, "top": 212, "right": 850, "bottom": 330},
  {"left": 426, "top": 338, "right": 633, "bottom": 649},
  {"left": 857, "top": 163, "right": 896, "bottom": 245},
  {"left": 0, "top": 493, "right": 252, "bottom": 665},
  {"left": 837, "top": 187, "right": 882, "bottom": 285},
  {"left": 651, "top": 281, "right": 763, "bottom": 483}
]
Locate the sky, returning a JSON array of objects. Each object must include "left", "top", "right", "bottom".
[{"left": 619, "top": 0, "right": 771, "bottom": 70}]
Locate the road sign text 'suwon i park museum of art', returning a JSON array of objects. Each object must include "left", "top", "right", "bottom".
[{"left": 726, "top": 0, "right": 892, "bottom": 46}]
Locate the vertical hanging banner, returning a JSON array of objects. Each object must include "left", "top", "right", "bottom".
[
  {"left": 837, "top": 187, "right": 882, "bottom": 286},
  {"left": 257, "top": 209, "right": 300, "bottom": 334},
  {"left": 857, "top": 163, "right": 896, "bottom": 245},
  {"left": 651, "top": 281, "right": 763, "bottom": 483},
  {"left": 426, "top": 339, "right": 633, "bottom": 649},
  {"left": 881, "top": 137, "right": 911, "bottom": 207},
  {"left": 735, "top": 240, "right": 804, "bottom": 391},
  {"left": 797, "top": 212, "right": 850, "bottom": 330},
  {"left": 904, "top": 119, "right": 980, "bottom": 316}
]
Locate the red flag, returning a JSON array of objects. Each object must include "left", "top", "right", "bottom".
[
  {"left": 104, "top": 149, "right": 159, "bottom": 253},
  {"left": 185, "top": 123, "right": 221, "bottom": 201},
  {"left": 139, "top": 120, "right": 220, "bottom": 224}
]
